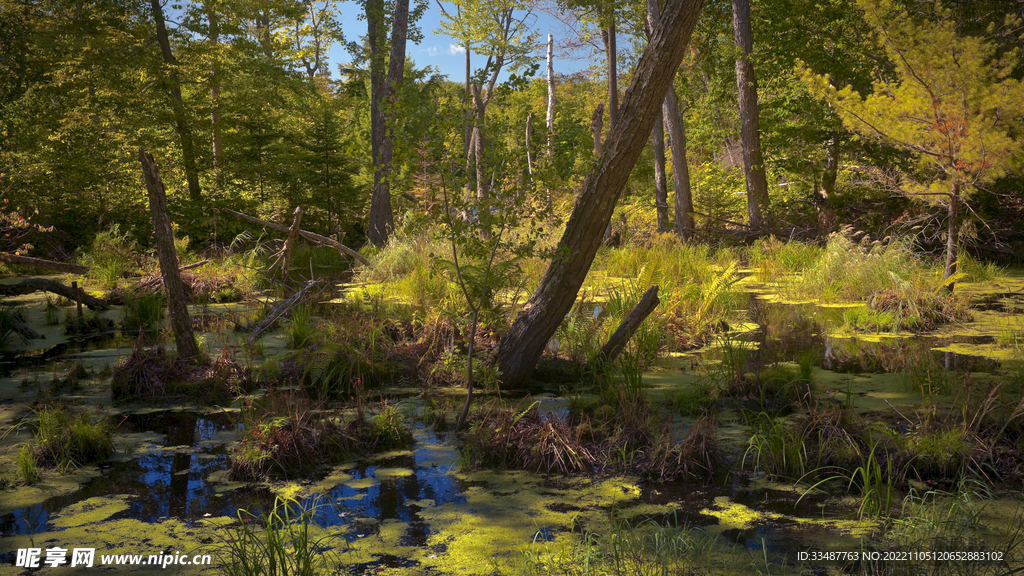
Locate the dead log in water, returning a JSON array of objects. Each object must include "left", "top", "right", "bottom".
[
  {"left": 246, "top": 280, "right": 329, "bottom": 343},
  {"left": 0, "top": 252, "right": 90, "bottom": 275},
  {"left": 0, "top": 278, "right": 109, "bottom": 310},
  {"left": 598, "top": 285, "right": 660, "bottom": 365},
  {"left": 221, "top": 208, "right": 370, "bottom": 266}
]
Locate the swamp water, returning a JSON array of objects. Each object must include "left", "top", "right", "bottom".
[{"left": 1, "top": 276, "right": 1023, "bottom": 575}]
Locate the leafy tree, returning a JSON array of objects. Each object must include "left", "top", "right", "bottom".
[
  {"left": 438, "top": 0, "right": 539, "bottom": 206},
  {"left": 802, "top": 0, "right": 1024, "bottom": 290}
]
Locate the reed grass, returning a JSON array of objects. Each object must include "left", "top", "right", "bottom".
[{"left": 218, "top": 496, "right": 344, "bottom": 576}]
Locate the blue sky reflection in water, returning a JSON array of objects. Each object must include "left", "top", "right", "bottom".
[{"left": 1, "top": 415, "right": 466, "bottom": 542}]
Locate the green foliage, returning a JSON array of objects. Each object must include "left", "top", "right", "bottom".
[
  {"left": 957, "top": 251, "right": 1002, "bottom": 283},
  {"left": 79, "top": 225, "right": 141, "bottom": 289},
  {"left": 519, "top": 515, "right": 720, "bottom": 576},
  {"left": 16, "top": 444, "right": 40, "bottom": 485},
  {"left": 296, "top": 311, "right": 392, "bottom": 398},
  {"left": 784, "top": 232, "right": 963, "bottom": 314},
  {"left": 30, "top": 407, "right": 114, "bottom": 470},
  {"left": 218, "top": 496, "right": 343, "bottom": 576},
  {"left": 285, "top": 305, "right": 317, "bottom": 349},
  {"left": 370, "top": 400, "right": 414, "bottom": 451},
  {"left": 690, "top": 163, "right": 746, "bottom": 232},
  {"left": 746, "top": 237, "right": 823, "bottom": 284},
  {"left": 120, "top": 293, "right": 166, "bottom": 339}
]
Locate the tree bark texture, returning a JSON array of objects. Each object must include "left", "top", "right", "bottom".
[
  {"left": 546, "top": 33, "right": 555, "bottom": 156},
  {"left": 652, "top": 115, "right": 670, "bottom": 231},
  {"left": 664, "top": 93, "right": 694, "bottom": 240},
  {"left": 275, "top": 206, "right": 303, "bottom": 278},
  {"left": 220, "top": 208, "right": 370, "bottom": 265},
  {"left": 139, "top": 149, "right": 200, "bottom": 359},
  {"left": 646, "top": 0, "right": 693, "bottom": 241},
  {"left": 731, "top": 0, "right": 769, "bottom": 230},
  {"left": 599, "top": 285, "right": 660, "bottom": 365},
  {"left": 366, "top": 0, "right": 388, "bottom": 246},
  {"left": 591, "top": 103, "right": 604, "bottom": 156},
  {"left": 0, "top": 278, "right": 108, "bottom": 310},
  {"left": 151, "top": 0, "right": 201, "bottom": 200},
  {"left": 368, "top": 0, "right": 410, "bottom": 246},
  {"left": 602, "top": 23, "right": 618, "bottom": 127},
  {"left": 496, "top": 0, "right": 705, "bottom": 386}
]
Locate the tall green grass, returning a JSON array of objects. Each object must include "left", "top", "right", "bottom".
[
  {"left": 519, "top": 515, "right": 725, "bottom": 576},
  {"left": 219, "top": 496, "right": 343, "bottom": 576},
  {"left": 30, "top": 407, "right": 114, "bottom": 471},
  {"left": 79, "top": 225, "right": 141, "bottom": 289}
]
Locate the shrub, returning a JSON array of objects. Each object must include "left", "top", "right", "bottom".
[{"left": 79, "top": 225, "right": 142, "bottom": 289}]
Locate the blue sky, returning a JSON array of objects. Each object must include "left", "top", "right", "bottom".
[{"left": 326, "top": 0, "right": 599, "bottom": 82}]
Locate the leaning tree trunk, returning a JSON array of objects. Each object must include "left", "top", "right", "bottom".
[
  {"left": 732, "top": 0, "right": 769, "bottom": 230},
  {"left": 151, "top": 0, "right": 201, "bottom": 200},
  {"left": 368, "top": 0, "right": 410, "bottom": 247},
  {"left": 652, "top": 115, "right": 670, "bottom": 231},
  {"left": 944, "top": 183, "right": 960, "bottom": 293},
  {"left": 139, "top": 149, "right": 200, "bottom": 359},
  {"left": 496, "top": 0, "right": 706, "bottom": 386}
]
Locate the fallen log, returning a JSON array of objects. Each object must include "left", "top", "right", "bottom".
[
  {"left": 0, "top": 253, "right": 89, "bottom": 275},
  {"left": 221, "top": 208, "right": 370, "bottom": 266},
  {"left": 180, "top": 259, "right": 210, "bottom": 271},
  {"left": 247, "top": 280, "right": 329, "bottom": 343},
  {"left": 598, "top": 285, "right": 660, "bottom": 365},
  {"left": 0, "top": 278, "right": 109, "bottom": 310},
  {"left": 12, "top": 317, "right": 41, "bottom": 340}
]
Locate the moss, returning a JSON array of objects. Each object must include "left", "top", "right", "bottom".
[
  {"left": 50, "top": 496, "right": 131, "bottom": 528},
  {"left": 374, "top": 467, "right": 414, "bottom": 480}
]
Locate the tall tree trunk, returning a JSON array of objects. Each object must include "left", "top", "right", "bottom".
[
  {"left": 944, "top": 183, "right": 960, "bottom": 293},
  {"left": 208, "top": 6, "right": 223, "bottom": 186},
  {"left": 731, "top": 0, "right": 769, "bottom": 230},
  {"left": 664, "top": 94, "right": 694, "bottom": 240},
  {"left": 465, "top": 43, "right": 472, "bottom": 160},
  {"left": 151, "top": 0, "right": 201, "bottom": 200},
  {"left": 526, "top": 111, "right": 535, "bottom": 180},
  {"left": 496, "top": 0, "right": 705, "bottom": 386},
  {"left": 546, "top": 33, "right": 555, "bottom": 156},
  {"left": 472, "top": 87, "right": 488, "bottom": 202},
  {"left": 602, "top": 22, "right": 618, "bottom": 126},
  {"left": 647, "top": 0, "right": 693, "bottom": 241},
  {"left": 368, "top": 0, "right": 410, "bottom": 246},
  {"left": 139, "top": 149, "right": 200, "bottom": 359},
  {"left": 366, "top": 0, "right": 387, "bottom": 245},
  {"left": 652, "top": 115, "right": 670, "bottom": 231}
]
